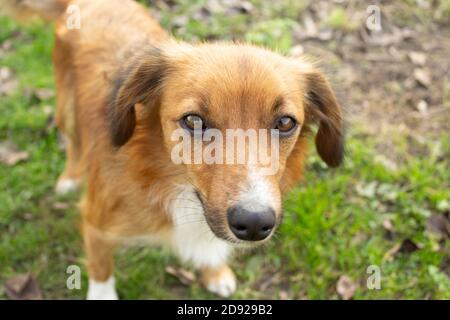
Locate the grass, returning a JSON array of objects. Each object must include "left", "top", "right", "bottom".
[{"left": 0, "top": 1, "right": 449, "bottom": 300}]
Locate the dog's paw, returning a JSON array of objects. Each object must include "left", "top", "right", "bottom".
[
  {"left": 202, "top": 265, "right": 236, "bottom": 298},
  {"left": 87, "top": 276, "right": 119, "bottom": 300},
  {"left": 55, "top": 178, "right": 79, "bottom": 195}
]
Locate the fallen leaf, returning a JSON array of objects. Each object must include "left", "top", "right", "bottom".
[
  {"left": 42, "top": 105, "right": 53, "bottom": 116},
  {"left": 355, "top": 181, "right": 378, "bottom": 198},
  {"left": 0, "top": 67, "right": 18, "bottom": 96},
  {"left": 426, "top": 214, "right": 450, "bottom": 239},
  {"left": 416, "top": 100, "right": 428, "bottom": 115},
  {"left": 172, "top": 15, "right": 188, "bottom": 28},
  {"left": 165, "top": 265, "right": 196, "bottom": 286},
  {"left": 52, "top": 202, "right": 70, "bottom": 210},
  {"left": 279, "top": 290, "right": 289, "bottom": 300},
  {"left": 0, "top": 141, "right": 29, "bottom": 166},
  {"left": 384, "top": 239, "right": 420, "bottom": 261},
  {"left": 414, "top": 68, "right": 431, "bottom": 87},
  {"left": 388, "top": 46, "right": 404, "bottom": 60},
  {"left": 193, "top": 7, "right": 210, "bottom": 21},
  {"left": 0, "top": 67, "right": 12, "bottom": 80},
  {"left": 361, "top": 26, "right": 413, "bottom": 46},
  {"left": 4, "top": 273, "right": 43, "bottom": 300},
  {"left": 303, "top": 13, "right": 318, "bottom": 37},
  {"left": 230, "top": 0, "right": 253, "bottom": 14},
  {"left": 336, "top": 65, "right": 357, "bottom": 86},
  {"left": 2, "top": 40, "right": 13, "bottom": 51},
  {"left": 23, "top": 212, "right": 34, "bottom": 220},
  {"left": 383, "top": 219, "right": 394, "bottom": 232},
  {"left": 34, "top": 88, "right": 54, "bottom": 101},
  {"left": 258, "top": 272, "right": 280, "bottom": 291},
  {"left": 336, "top": 275, "right": 356, "bottom": 300},
  {"left": 377, "top": 183, "right": 399, "bottom": 202},
  {"left": 408, "top": 51, "right": 427, "bottom": 66},
  {"left": 399, "top": 239, "right": 419, "bottom": 253},
  {"left": 374, "top": 155, "right": 398, "bottom": 172},
  {"left": 351, "top": 232, "right": 368, "bottom": 244},
  {"left": 316, "top": 30, "right": 333, "bottom": 41},
  {"left": 289, "top": 44, "right": 304, "bottom": 57},
  {"left": 436, "top": 200, "right": 450, "bottom": 213}
]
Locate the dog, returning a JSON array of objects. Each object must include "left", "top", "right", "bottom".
[{"left": 1, "top": 0, "right": 343, "bottom": 299}]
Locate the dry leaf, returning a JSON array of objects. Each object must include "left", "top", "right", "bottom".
[
  {"left": 0, "top": 67, "right": 18, "bottom": 96},
  {"left": 336, "top": 275, "right": 356, "bottom": 300},
  {"left": 414, "top": 68, "right": 431, "bottom": 87},
  {"left": 384, "top": 239, "right": 420, "bottom": 261},
  {"left": 361, "top": 26, "right": 413, "bottom": 46},
  {"left": 399, "top": 239, "right": 419, "bottom": 253},
  {"left": 258, "top": 272, "right": 281, "bottom": 291},
  {"left": 384, "top": 242, "right": 402, "bottom": 261},
  {"left": 383, "top": 219, "right": 394, "bottom": 231},
  {"left": 279, "top": 290, "right": 289, "bottom": 300},
  {"left": 4, "top": 273, "right": 43, "bottom": 300},
  {"left": 172, "top": 15, "right": 188, "bottom": 28},
  {"left": 52, "top": 202, "right": 70, "bottom": 210},
  {"left": 303, "top": 13, "right": 318, "bottom": 37},
  {"left": 0, "top": 141, "right": 29, "bottom": 166},
  {"left": 2, "top": 40, "right": 13, "bottom": 51},
  {"left": 165, "top": 265, "right": 196, "bottom": 285},
  {"left": 416, "top": 100, "right": 428, "bottom": 115},
  {"left": 426, "top": 214, "right": 450, "bottom": 239},
  {"left": 42, "top": 105, "right": 53, "bottom": 116},
  {"left": 408, "top": 51, "right": 427, "bottom": 66},
  {"left": 34, "top": 88, "right": 54, "bottom": 100},
  {"left": 228, "top": 0, "right": 253, "bottom": 14},
  {"left": 374, "top": 155, "right": 398, "bottom": 172},
  {"left": 289, "top": 45, "right": 304, "bottom": 57}
]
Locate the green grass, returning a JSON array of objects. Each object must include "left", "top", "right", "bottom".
[{"left": 0, "top": 2, "right": 449, "bottom": 300}]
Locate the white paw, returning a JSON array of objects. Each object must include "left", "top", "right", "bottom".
[
  {"left": 86, "top": 276, "right": 119, "bottom": 300},
  {"left": 205, "top": 272, "right": 237, "bottom": 298},
  {"left": 55, "top": 178, "right": 79, "bottom": 195}
]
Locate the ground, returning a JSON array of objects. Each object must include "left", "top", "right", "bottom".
[{"left": 0, "top": 0, "right": 449, "bottom": 299}]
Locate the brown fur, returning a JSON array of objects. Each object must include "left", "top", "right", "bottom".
[{"left": 3, "top": 0, "right": 344, "bottom": 293}]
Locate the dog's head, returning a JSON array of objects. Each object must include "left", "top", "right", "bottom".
[{"left": 110, "top": 42, "right": 343, "bottom": 245}]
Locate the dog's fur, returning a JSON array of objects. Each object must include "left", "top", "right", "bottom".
[{"left": 1, "top": 0, "right": 344, "bottom": 299}]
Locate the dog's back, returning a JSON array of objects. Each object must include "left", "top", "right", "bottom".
[
  {"left": 52, "top": 0, "right": 169, "bottom": 188},
  {"left": 0, "top": 0, "right": 170, "bottom": 192}
]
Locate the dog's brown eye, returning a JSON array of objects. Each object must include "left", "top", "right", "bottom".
[
  {"left": 181, "top": 114, "right": 207, "bottom": 133},
  {"left": 274, "top": 116, "right": 297, "bottom": 135}
]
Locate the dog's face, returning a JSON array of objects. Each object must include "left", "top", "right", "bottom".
[{"left": 110, "top": 43, "right": 343, "bottom": 245}]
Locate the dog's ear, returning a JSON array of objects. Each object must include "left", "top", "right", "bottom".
[
  {"left": 109, "top": 48, "right": 168, "bottom": 146},
  {"left": 303, "top": 68, "right": 344, "bottom": 167}
]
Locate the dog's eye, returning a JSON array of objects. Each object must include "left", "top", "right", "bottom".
[
  {"left": 274, "top": 116, "right": 297, "bottom": 135},
  {"left": 181, "top": 114, "right": 207, "bottom": 133}
]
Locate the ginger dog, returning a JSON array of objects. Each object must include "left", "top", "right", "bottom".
[{"left": 1, "top": 0, "right": 344, "bottom": 299}]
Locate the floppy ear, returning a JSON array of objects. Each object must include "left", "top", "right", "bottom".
[
  {"left": 303, "top": 69, "right": 344, "bottom": 167},
  {"left": 109, "top": 48, "right": 168, "bottom": 146}
]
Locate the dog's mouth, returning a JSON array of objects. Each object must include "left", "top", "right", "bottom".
[
  {"left": 193, "top": 190, "right": 279, "bottom": 246},
  {"left": 193, "top": 190, "right": 230, "bottom": 242}
]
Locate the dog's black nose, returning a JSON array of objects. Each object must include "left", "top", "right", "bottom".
[{"left": 227, "top": 206, "right": 276, "bottom": 241}]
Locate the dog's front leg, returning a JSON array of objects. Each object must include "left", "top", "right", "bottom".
[
  {"left": 171, "top": 223, "right": 237, "bottom": 297},
  {"left": 83, "top": 222, "right": 118, "bottom": 300},
  {"left": 171, "top": 187, "right": 237, "bottom": 297},
  {"left": 200, "top": 264, "right": 236, "bottom": 298}
]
